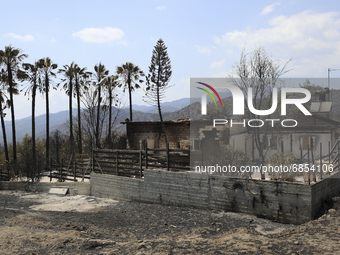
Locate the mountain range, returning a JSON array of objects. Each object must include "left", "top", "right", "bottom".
[{"left": 0, "top": 98, "right": 195, "bottom": 144}]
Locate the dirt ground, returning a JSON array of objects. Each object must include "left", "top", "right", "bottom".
[{"left": 0, "top": 190, "right": 339, "bottom": 254}]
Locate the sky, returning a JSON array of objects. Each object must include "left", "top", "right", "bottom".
[{"left": 1, "top": 0, "right": 340, "bottom": 120}]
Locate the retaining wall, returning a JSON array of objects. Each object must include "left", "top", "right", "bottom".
[
  {"left": 0, "top": 181, "right": 90, "bottom": 195},
  {"left": 91, "top": 170, "right": 316, "bottom": 224},
  {"left": 311, "top": 171, "right": 340, "bottom": 218}
]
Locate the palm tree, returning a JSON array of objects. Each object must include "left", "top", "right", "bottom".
[
  {"left": 73, "top": 64, "right": 91, "bottom": 154},
  {"left": 0, "top": 45, "right": 28, "bottom": 160},
  {"left": 104, "top": 75, "right": 119, "bottom": 148},
  {"left": 93, "top": 63, "right": 109, "bottom": 148},
  {"left": 116, "top": 62, "right": 144, "bottom": 121},
  {"left": 41, "top": 57, "right": 58, "bottom": 170},
  {"left": 59, "top": 62, "right": 75, "bottom": 156},
  {"left": 22, "top": 59, "right": 43, "bottom": 172}
]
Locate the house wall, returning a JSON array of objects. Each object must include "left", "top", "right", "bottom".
[
  {"left": 250, "top": 132, "right": 332, "bottom": 161},
  {"left": 126, "top": 122, "right": 190, "bottom": 150},
  {"left": 91, "top": 170, "right": 313, "bottom": 224}
]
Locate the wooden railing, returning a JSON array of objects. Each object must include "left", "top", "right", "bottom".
[
  {"left": 92, "top": 146, "right": 190, "bottom": 178},
  {"left": 48, "top": 155, "right": 91, "bottom": 182}
]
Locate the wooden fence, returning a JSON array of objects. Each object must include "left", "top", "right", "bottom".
[
  {"left": 47, "top": 146, "right": 190, "bottom": 181},
  {"left": 92, "top": 145, "right": 190, "bottom": 178},
  {"left": 48, "top": 155, "right": 91, "bottom": 182}
]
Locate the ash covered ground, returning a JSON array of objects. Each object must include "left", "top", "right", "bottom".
[{"left": 0, "top": 190, "right": 339, "bottom": 254}]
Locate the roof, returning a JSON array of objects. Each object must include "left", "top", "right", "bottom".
[{"left": 295, "top": 114, "right": 340, "bottom": 127}]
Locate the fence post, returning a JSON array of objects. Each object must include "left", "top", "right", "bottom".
[
  {"left": 333, "top": 142, "right": 340, "bottom": 173},
  {"left": 320, "top": 143, "right": 323, "bottom": 180},
  {"left": 166, "top": 142, "right": 170, "bottom": 171},
  {"left": 307, "top": 144, "right": 310, "bottom": 185},
  {"left": 59, "top": 159, "right": 63, "bottom": 182},
  {"left": 139, "top": 150, "right": 143, "bottom": 178},
  {"left": 116, "top": 150, "right": 119, "bottom": 176},
  {"left": 311, "top": 146, "right": 315, "bottom": 182},
  {"left": 73, "top": 160, "right": 76, "bottom": 181},
  {"left": 329, "top": 141, "right": 331, "bottom": 175},
  {"left": 91, "top": 149, "right": 94, "bottom": 173},
  {"left": 49, "top": 160, "right": 52, "bottom": 182},
  {"left": 6, "top": 163, "right": 9, "bottom": 181},
  {"left": 145, "top": 140, "right": 148, "bottom": 170}
]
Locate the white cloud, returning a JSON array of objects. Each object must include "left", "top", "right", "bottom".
[
  {"left": 209, "top": 59, "right": 225, "bottom": 70},
  {"left": 117, "top": 41, "right": 128, "bottom": 46},
  {"left": 157, "top": 6, "right": 166, "bottom": 10},
  {"left": 261, "top": 2, "right": 280, "bottom": 15},
  {"left": 73, "top": 27, "right": 124, "bottom": 43},
  {"left": 194, "top": 45, "right": 211, "bottom": 55},
  {"left": 214, "top": 11, "right": 340, "bottom": 76},
  {"left": 50, "top": 39, "right": 56, "bottom": 43},
  {"left": 5, "top": 33, "right": 34, "bottom": 41}
]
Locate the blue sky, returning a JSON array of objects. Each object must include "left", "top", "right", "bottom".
[{"left": 1, "top": 0, "right": 340, "bottom": 119}]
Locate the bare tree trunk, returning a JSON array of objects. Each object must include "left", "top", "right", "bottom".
[
  {"left": 69, "top": 80, "right": 74, "bottom": 156},
  {"left": 45, "top": 75, "right": 50, "bottom": 171},
  {"left": 108, "top": 88, "right": 113, "bottom": 148},
  {"left": 32, "top": 84, "right": 36, "bottom": 175},
  {"left": 0, "top": 102, "right": 9, "bottom": 163},
  {"left": 157, "top": 86, "right": 168, "bottom": 145},
  {"left": 128, "top": 78, "right": 133, "bottom": 121},
  {"left": 76, "top": 85, "right": 82, "bottom": 154},
  {"left": 7, "top": 63, "right": 16, "bottom": 160},
  {"left": 96, "top": 84, "right": 101, "bottom": 148}
]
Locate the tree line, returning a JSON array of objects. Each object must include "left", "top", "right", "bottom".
[{"left": 0, "top": 38, "right": 172, "bottom": 181}]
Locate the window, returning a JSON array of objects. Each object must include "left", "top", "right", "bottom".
[
  {"left": 264, "top": 136, "right": 277, "bottom": 149},
  {"left": 269, "top": 136, "right": 277, "bottom": 149},
  {"left": 299, "top": 136, "right": 315, "bottom": 150},
  {"left": 190, "top": 139, "right": 200, "bottom": 151}
]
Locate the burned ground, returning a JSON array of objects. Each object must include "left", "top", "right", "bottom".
[{"left": 0, "top": 190, "right": 339, "bottom": 254}]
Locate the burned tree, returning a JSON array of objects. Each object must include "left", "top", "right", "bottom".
[{"left": 232, "top": 46, "right": 290, "bottom": 179}]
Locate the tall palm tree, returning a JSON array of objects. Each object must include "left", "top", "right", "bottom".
[
  {"left": 41, "top": 57, "right": 57, "bottom": 170},
  {"left": 73, "top": 64, "right": 91, "bottom": 154},
  {"left": 22, "top": 59, "right": 43, "bottom": 172},
  {"left": 104, "top": 75, "right": 119, "bottom": 148},
  {"left": 93, "top": 63, "right": 109, "bottom": 148},
  {"left": 116, "top": 62, "right": 144, "bottom": 121},
  {"left": 0, "top": 45, "right": 27, "bottom": 160},
  {"left": 59, "top": 62, "right": 75, "bottom": 156}
]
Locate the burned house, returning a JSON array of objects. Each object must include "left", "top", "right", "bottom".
[
  {"left": 122, "top": 120, "right": 191, "bottom": 150},
  {"left": 121, "top": 119, "right": 230, "bottom": 153}
]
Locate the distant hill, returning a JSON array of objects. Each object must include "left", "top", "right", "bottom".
[
  {"left": 123, "top": 98, "right": 191, "bottom": 113},
  {"left": 0, "top": 98, "right": 199, "bottom": 144}
]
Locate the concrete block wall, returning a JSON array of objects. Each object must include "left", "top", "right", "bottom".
[
  {"left": 0, "top": 181, "right": 90, "bottom": 195},
  {"left": 311, "top": 171, "right": 340, "bottom": 218},
  {"left": 91, "top": 170, "right": 312, "bottom": 224}
]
